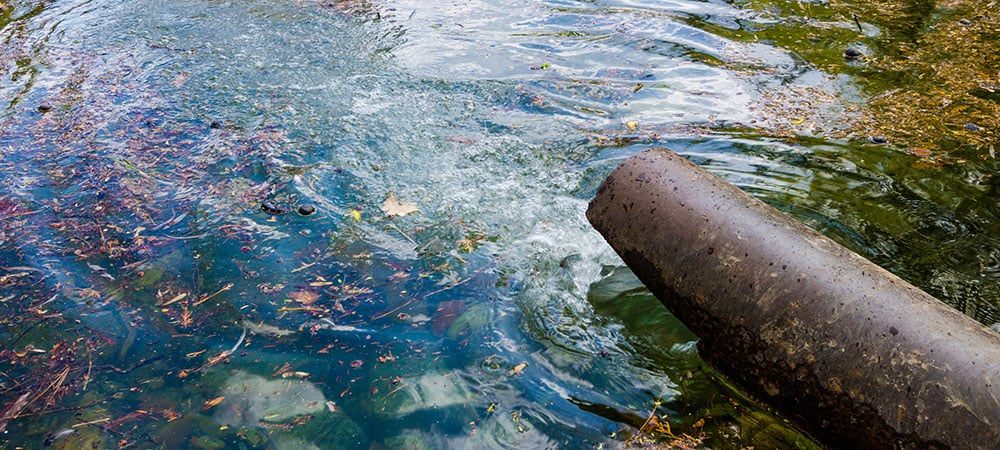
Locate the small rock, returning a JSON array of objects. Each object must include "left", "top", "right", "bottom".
[
  {"left": 261, "top": 202, "right": 287, "bottom": 215},
  {"left": 964, "top": 123, "right": 981, "bottom": 131},
  {"left": 297, "top": 204, "right": 316, "bottom": 216},
  {"left": 870, "top": 135, "right": 888, "bottom": 144},
  {"left": 210, "top": 120, "right": 224, "bottom": 129},
  {"left": 37, "top": 104, "right": 52, "bottom": 113},
  {"left": 959, "top": 18, "right": 972, "bottom": 26},
  {"left": 844, "top": 47, "right": 863, "bottom": 60}
]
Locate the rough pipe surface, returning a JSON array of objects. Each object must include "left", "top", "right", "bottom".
[{"left": 586, "top": 148, "right": 1000, "bottom": 449}]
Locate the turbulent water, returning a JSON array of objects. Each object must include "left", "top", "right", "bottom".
[{"left": 0, "top": 0, "right": 996, "bottom": 449}]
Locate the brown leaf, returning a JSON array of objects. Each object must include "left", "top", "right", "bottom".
[
  {"left": 382, "top": 193, "right": 419, "bottom": 217},
  {"left": 201, "top": 396, "right": 225, "bottom": 411},
  {"left": 288, "top": 290, "right": 319, "bottom": 305}
]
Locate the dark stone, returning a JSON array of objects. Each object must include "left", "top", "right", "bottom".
[
  {"left": 210, "top": 121, "right": 224, "bottom": 129},
  {"left": 297, "top": 204, "right": 316, "bottom": 216},
  {"left": 37, "top": 104, "right": 52, "bottom": 113},
  {"left": 260, "top": 202, "right": 287, "bottom": 215},
  {"left": 844, "top": 47, "right": 863, "bottom": 60},
  {"left": 964, "top": 123, "right": 981, "bottom": 131},
  {"left": 870, "top": 135, "right": 888, "bottom": 144},
  {"left": 959, "top": 18, "right": 972, "bottom": 26}
]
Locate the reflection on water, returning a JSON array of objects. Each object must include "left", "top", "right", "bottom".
[{"left": 0, "top": 0, "right": 996, "bottom": 448}]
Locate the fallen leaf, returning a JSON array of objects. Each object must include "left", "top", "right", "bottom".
[
  {"left": 508, "top": 362, "right": 528, "bottom": 376},
  {"left": 382, "top": 193, "right": 419, "bottom": 217},
  {"left": 162, "top": 407, "right": 181, "bottom": 422},
  {"left": 201, "top": 396, "right": 225, "bottom": 411},
  {"left": 288, "top": 290, "right": 319, "bottom": 305}
]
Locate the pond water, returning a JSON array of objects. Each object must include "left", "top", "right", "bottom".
[{"left": 0, "top": 0, "right": 997, "bottom": 449}]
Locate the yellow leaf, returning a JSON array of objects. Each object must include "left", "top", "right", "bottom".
[
  {"left": 382, "top": 193, "right": 419, "bottom": 217},
  {"left": 791, "top": 118, "right": 805, "bottom": 125},
  {"left": 349, "top": 210, "right": 362, "bottom": 221},
  {"left": 507, "top": 362, "right": 528, "bottom": 376},
  {"left": 626, "top": 121, "right": 638, "bottom": 130}
]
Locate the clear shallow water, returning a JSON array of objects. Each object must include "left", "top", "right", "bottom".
[{"left": 0, "top": 0, "right": 996, "bottom": 449}]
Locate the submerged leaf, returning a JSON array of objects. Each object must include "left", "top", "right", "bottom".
[
  {"left": 288, "top": 290, "right": 320, "bottom": 305},
  {"left": 202, "top": 396, "right": 225, "bottom": 411},
  {"left": 382, "top": 193, "right": 419, "bottom": 217}
]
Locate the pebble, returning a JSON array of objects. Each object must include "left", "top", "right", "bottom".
[
  {"left": 964, "top": 123, "right": 981, "bottom": 131},
  {"left": 260, "top": 202, "right": 287, "bottom": 215},
  {"left": 844, "top": 47, "right": 863, "bottom": 60},
  {"left": 37, "top": 104, "right": 52, "bottom": 113},
  {"left": 870, "top": 135, "right": 888, "bottom": 144},
  {"left": 297, "top": 204, "right": 316, "bottom": 216},
  {"left": 959, "top": 18, "right": 972, "bottom": 26},
  {"left": 210, "top": 120, "right": 224, "bottom": 129}
]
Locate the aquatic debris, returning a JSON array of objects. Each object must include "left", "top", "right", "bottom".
[
  {"left": 158, "top": 291, "right": 188, "bottom": 306},
  {"left": 243, "top": 320, "right": 296, "bottom": 337},
  {"left": 0, "top": 392, "right": 31, "bottom": 433},
  {"left": 280, "top": 371, "right": 310, "bottom": 379},
  {"left": 42, "top": 427, "right": 75, "bottom": 446},
  {"left": 193, "top": 328, "right": 247, "bottom": 373},
  {"left": 192, "top": 282, "right": 233, "bottom": 306},
  {"left": 202, "top": 396, "right": 225, "bottom": 411},
  {"left": 288, "top": 290, "right": 319, "bottom": 305},
  {"left": 311, "top": 317, "right": 372, "bottom": 334},
  {"left": 162, "top": 406, "right": 181, "bottom": 422},
  {"left": 507, "top": 362, "right": 528, "bottom": 376},
  {"left": 381, "top": 193, "right": 419, "bottom": 217}
]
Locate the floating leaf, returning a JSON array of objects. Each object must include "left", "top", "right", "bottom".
[
  {"left": 508, "top": 362, "right": 528, "bottom": 376},
  {"left": 382, "top": 193, "right": 419, "bottom": 217}
]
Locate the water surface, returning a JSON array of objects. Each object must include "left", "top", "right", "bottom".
[{"left": 1, "top": 0, "right": 996, "bottom": 448}]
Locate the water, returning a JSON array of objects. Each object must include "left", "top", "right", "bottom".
[{"left": 1, "top": 0, "right": 997, "bottom": 448}]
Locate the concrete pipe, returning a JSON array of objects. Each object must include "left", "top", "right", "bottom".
[{"left": 586, "top": 148, "right": 1000, "bottom": 449}]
